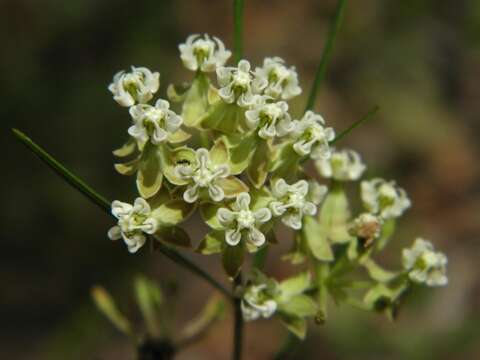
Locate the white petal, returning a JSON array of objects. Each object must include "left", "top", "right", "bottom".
[
  {"left": 225, "top": 229, "right": 242, "bottom": 246},
  {"left": 108, "top": 226, "right": 122, "bottom": 240}
]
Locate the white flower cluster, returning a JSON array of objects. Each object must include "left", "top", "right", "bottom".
[
  {"left": 402, "top": 238, "right": 448, "bottom": 287},
  {"left": 109, "top": 66, "right": 160, "bottom": 107},
  {"left": 179, "top": 34, "right": 231, "bottom": 73},
  {"left": 291, "top": 111, "right": 335, "bottom": 159},
  {"left": 316, "top": 148, "right": 366, "bottom": 181},
  {"left": 361, "top": 178, "right": 411, "bottom": 219},
  {"left": 175, "top": 148, "right": 230, "bottom": 203},
  {"left": 270, "top": 179, "right": 323, "bottom": 230},
  {"left": 245, "top": 98, "right": 293, "bottom": 139},
  {"left": 241, "top": 284, "right": 277, "bottom": 321},
  {"left": 108, "top": 198, "right": 158, "bottom": 253},
  {"left": 217, "top": 193, "right": 272, "bottom": 247},
  {"left": 128, "top": 99, "right": 183, "bottom": 149},
  {"left": 254, "top": 57, "right": 301, "bottom": 100}
]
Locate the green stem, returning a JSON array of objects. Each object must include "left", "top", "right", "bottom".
[
  {"left": 232, "top": 274, "right": 244, "bottom": 360},
  {"left": 233, "top": 0, "right": 244, "bottom": 63},
  {"left": 12, "top": 128, "right": 233, "bottom": 301},
  {"left": 12, "top": 128, "right": 110, "bottom": 212},
  {"left": 330, "top": 105, "right": 379, "bottom": 145},
  {"left": 305, "top": 0, "right": 348, "bottom": 112}
]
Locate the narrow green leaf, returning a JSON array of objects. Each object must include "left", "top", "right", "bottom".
[
  {"left": 305, "top": 0, "right": 348, "bottom": 112},
  {"left": 91, "top": 286, "right": 132, "bottom": 335},
  {"left": 278, "top": 272, "right": 312, "bottom": 302},
  {"left": 197, "top": 231, "right": 224, "bottom": 255},
  {"left": 154, "top": 226, "right": 192, "bottom": 248},
  {"left": 330, "top": 105, "right": 379, "bottom": 145},
  {"left": 279, "top": 314, "right": 307, "bottom": 340},
  {"left": 134, "top": 276, "right": 163, "bottom": 338},
  {"left": 12, "top": 128, "right": 110, "bottom": 212},
  {"left": 278, "top": 294, "right": 318, "bottom": 317},
  {"left": 302, "top": 216, "right": 334, "bottom": 262}
]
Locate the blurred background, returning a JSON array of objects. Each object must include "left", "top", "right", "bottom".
[{"left": 1, "top": 0, "right": 480, "bottom": 359}]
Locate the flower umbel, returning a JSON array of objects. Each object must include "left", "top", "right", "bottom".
[
  {"left": 216, "top": 60, "right": 267, "bottom": 107},
  {"left": 254, "top": 57, "right": 302, "bottom": 100},
  {"left": 245, "top": 98, "right": 294, "bottom": 139},
  {"left": 176, "top": 148, "right": 230, "bottom": 203},
  {"left": 361, "top": 178, "right": 411, "bottom": 219},
  {"left": 128, "top": 99, "right": 183, "bottom": 150},
  {"left": 109, "top": 66, "right": 160, "bottom": 107},
  {"left": 241, "top": 284, "right": 278, "bottom": 321},
  {"left": 217, "top": 193, "right": 272, "bottom": 247},
  {"left": 291, "top": 111, "right": 335, "bottom": 159},
  {"left": 179, "top": 34, "right": 232, "bottom": 73},
  {"left": 270, "top": 179, "right": 321, "bottom": 230},
  {"left": 402, "top": 238, "right": 448, "bottom": 287},
  {"left": 316, "top": 148, "right": 366, "bottom": 181},
  {"left": 108, "top": 198, "right": 158, "bottom": 253}
]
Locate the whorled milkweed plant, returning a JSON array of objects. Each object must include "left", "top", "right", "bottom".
[{"left": 13, "top": 1, "right": 447, "bottom": 359}]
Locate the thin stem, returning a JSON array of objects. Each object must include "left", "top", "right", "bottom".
[
  {"left": 232, "top": 274, "right": 244, "bottom": 360},
  {"left": 330, "top": 105, "right": 379, "bottom": 145},
  {"left": 233, "top": 0, "right": 244, "bottom": 63},
  {"left": 12, "top": 128, "right": 233, "bottom": 301},
  {"left": 12, "top": 128, "right": 110, "bottom": 212},
  {"left": 305, "top": 0, "right": 348, "bottom": 112}
]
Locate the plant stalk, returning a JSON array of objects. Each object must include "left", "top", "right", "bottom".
[
  {"left": 305, "top": 0, "right": 348, "bottom": 112},
  {"left": 12, "top": 128, "right": 233, "bottom": 301},
  {"left": 232, "top": 274, "right": 244, "bottom": 360}
]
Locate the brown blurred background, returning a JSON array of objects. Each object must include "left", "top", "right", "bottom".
[{"left": 2, "top": 0, "right": 480, "bottom": 359}]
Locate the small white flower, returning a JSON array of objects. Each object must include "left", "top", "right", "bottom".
[
  {"left": 179, "top": 34, "right": 231, "bottom": 72},
  {"left": 361, "top": 178, "right": 411, "bottom": 219},
  {"left": 269, "top": 179, "right": 319, "bottom": 230},
  {"left": 108, "top": 66, "right": 160, "bottom": 107},
  {"left": 217, "top": 193, "right": 272, "bottom": 247},
  {"left": 349, "top": 212, "right": 382, "bottom": 246},
  {"left": 175, "top": 148, "right": 230, "bottom": 203},
  {"left": 216, "top": 59, "right": 267, "bottom": 107},
  {"left": 128, "top": 99, "right": 183, "bottom": 149},
  {"left": 291, "top": 111, "right": 335, "bottom": 159},
  {"left": 245, "top": 97, "right": 294, "bottom": 139},
  {"left": 402, "top": 238, "right": 448, "bottom": 287},
  {"left": 315, "top": 148, "right": 366, "bottom": 181},
  {"left": 241, "top": 284, "right": 277, "bottom": 321},
  {"left": 254, "top": 57, "right": 302, "bottom": 100},
  {"left": 108, "top": 198, "right": 158, "bottom": 253},
  {"left": 308, "top": 180, "right": 328, "bottom": 206}
]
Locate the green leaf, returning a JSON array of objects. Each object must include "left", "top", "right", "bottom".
[
  {"left": 278, "top": 272, "right": 312, "bottom": 302},
  {"left": 167, "top": 129, "right": 191, "bottom": 144},
  {"left": 270, "top": 143, "right": 301, "bottom": 181},
  {"left": 209, "top": 137, "right": 229, "bottom": 165},
  {"left": 247, "top": 139, "right": 271, "bottom": 188},
  {"left": 226, "top": 132, "right": 258, "bottom": 174},
  {"left": 200, "top": 101, "right": 246, "bottom": 134},
  {"left": 197, "top": 231, "right": 224, "bottom": 255},
  {"left": 182, "top": 74, "right": 210, "bottom": 127},
  {"left": 250, "top": 187, "right": 274, "bottom": 210},
  {"left": 137, "top": 143, "right": 163, "bottom": 199},
  {"left": 180, "top": 297, "right": 226, "bottom": 342},
  {"left": 376, "top": 218, "right": 396, "bottom": 251},
  {"left": 278, "top": 294, "right": 318, "bottom": 317},
  {"left": 222, "top": 242, "right": 245, "bottom": 278},
  {"left": 279, "top": 314, "right": 307, "bottom": 340},
  {"left": 91, "top": 286, "right": 132, "bottom": 335},
  {"left": 134, "top": 276, "right": 163, "bottom": 337},
  {"left": 113, "top": 138, "right": 137, "bottom": 157},
  {"left": 361, "top": 258, "right": 398, "bottom": 283},
  {"left": 152, "top": 199, "right": 195, "bottom": 226},
  {"left": 317, "top": 183, "right": 353, "bottom": 244},
  {"left": 167, "top": 82, "right": 190, "bottom": 102},
  {"left": 114, "top": 157, "right": 140, "bottom": 176},
  {"left": 199, "top": 203, "right": 223, "bottom": 230},
  {"left": 302, "top": 216, "right": 334, "bottom": 262},
  {"left": 154, "top": 226, "right": 192, "bottom": 248},
  {"left": 217, "top": 176, "right": 249, "bottom": 198}
]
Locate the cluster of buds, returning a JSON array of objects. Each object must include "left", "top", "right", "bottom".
[{"left": 106, "top": 34, "right": 448, "bottom": 339}]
